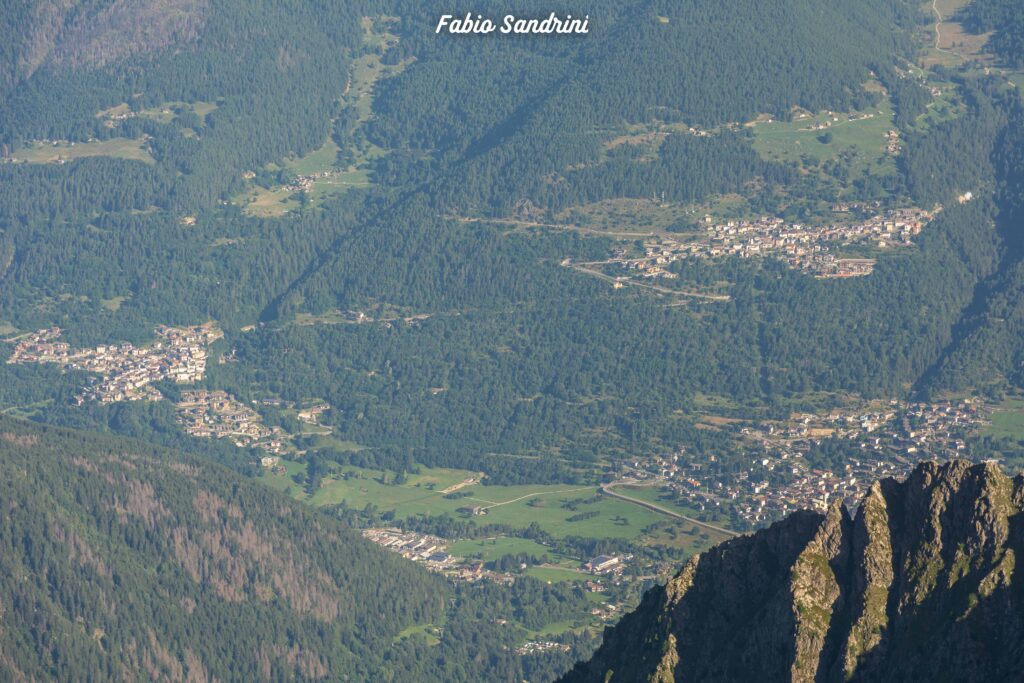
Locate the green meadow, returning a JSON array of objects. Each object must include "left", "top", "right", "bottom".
[
  {"left": 750, "top": 98, "right": 897, "bottom": 178},
  {"left": 97, "top": 100, "right": 218, "bottom": 125},
  {"left": 449, "top": 537, "right": 559, "bottom": 561},
  {"left": 10, "top": 138, "right": 154, "bottom": 165},
  {"left": 263, "top": 462, "right": 685, "bottom": 540},
  {"left": 984, "top": 399, "right": 1024, "bottom": 441},
  {"left": 525, "top": 566, "right": 593, "bottom": 584},
  {"left": 233, "top": 19, "right": 402, "bottom": 217},
  {"left": 605, "top": 484, "right": 733, "bottom": 556},
  {"left": 393, "top": 622, "right": 442, "bottom": 646},
  {"left": 235, "top": 138, "right": 373, "bottom": 217}
]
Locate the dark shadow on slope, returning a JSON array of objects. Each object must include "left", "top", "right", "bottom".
[
  {"left": 913, "top": 114, "right": 1024, "bottom": 397},
  {"left": 847, "top": 467, "right": 1024, "bottom": 682},
  {"left": 672, "top": 510, "right": 824, "bottom": 682}
]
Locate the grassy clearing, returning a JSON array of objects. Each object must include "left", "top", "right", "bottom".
[
  {"left": 293, "top": 311, "right": 351, "bottom": 326},
  {"left": 524, "top": 618, "right": 588, "bottom": 638},
  {"left": 9, "top": 138, "right": 154, "bottom": 165},
  {"left": 553, "top": 197, "right": 705, "bottom": 237},
  {"left": 233, "top": 18, "right": 403, "bottom": 217},
  {"left": 235, "top": 119, "right": 372, "bottom": 218},
  {"left": 98, "top": 100, "right": 218, "bottom": 125},
  {"left": 237, "top": 187, "right": 300, "bottom": 218},
  {"left": 0, "top": 323, "right": 18, "bottom": 336},
  {"left": 936, "top": 23, "right": 991, "bottom": 59},
  {"left": 32, "top": 293, "right": 89, "bottom": 313},
  {"left": 984, "top": 399, "right": 1024, "bottom": 441},
  {"left": 470, "top": 488, "right": 665, "bottom": 539},
  {"left": 99, "top": 296, "right": 130, "bottom": 311},
  {"left": 393, "top": 622, "right": 442, "bottom": 646},
  {"left": 96, "top": 103, "right": 132, "bottom": 119},
  {"left": 348, "top": 19, "right": 406, "bottom": 126},
  {"left": 692, "top": 393, "right": 742, "bottom": 411},
  {"left": 912, "top": 82, "right": 966, "bottom": 131},
  {"left": 313, "top": 434, "right": 365, "bottom": 452},
  {"left": 526, "top": 566, "right": 592, "bottom": 584},
  {"left": 238, "top": 139, "right": 351, "bottom": 217},
  {"left": 348, "top": 54, "right": 389, "bottom": 123},
  {"left": 449, "top": 537, "right": 572, "bottom": 564},
  {"left": 267, "top": 462, "right": 671, "bottom": 539},
  {"left": 676, "top": 193, "right": 759, "bottom": 224},
  {"left": 919, "top": 0, "right": 990, "bottom": 68},
  {"left": 407, "top": 466, "right": 480, "bottom": 491},
  {"left": 0, "top": 399, "right": 53, "bottom": 420},
  {"left": 750, "top": 98, "right": 896, "bottom": 178},
  {"left": 287, "top": 138, "right": 343, "bottom": 176},
  {"left": 361, "top": 15, "right": 400, "bottom": 51},
  {"left": 615, "top": 485, "right": 733, "bottom": 543},
  {"left": 1008, "top": 74, "right": 1024, "bottom": 104},
  {"left": 192, "top": 102, "right": 218, "bottom": 119},
  {"left": 236, "top": 141, "right": 373, "bottom": 217},
  {"left": 259, "top": 459, "right": 308, "bottom": 496}
]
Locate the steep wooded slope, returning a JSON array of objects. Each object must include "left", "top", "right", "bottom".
[{"left": 0, "top": 417, "right": 446, "bottom": 681}]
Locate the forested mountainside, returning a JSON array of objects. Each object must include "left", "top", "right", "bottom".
[
  {"left": 0, "top": 0, "right": 1021, "bottom": 486},
  {"left": 231, "top": 76, "right": 1023, "bottom": 477},
  {"left": 960, "top": 0, "right": 1024, "bottom": 67},
  {"left": 0, "top": 0, "right": 954, "bottom": 473},
  {"left": 0, "top": 417, "right": 592, "bottom": 682},
  {"left": 0, "top": 0, "right": 203, "bottom": 102},
  {"left": 0, "top": 0, "right": 365, "bottom": 209},
  {"left": 917, "top": 105, "right": 1024, "bottom": 395},
  {"left": 369, "top": 0, "right": 916, "bottom": 211},
  {"left": 561, "top": 460, "right": 1024, "bottom": 682},
  {"left": 2, "top": 1, "right": 1024, "bottom": 678}
]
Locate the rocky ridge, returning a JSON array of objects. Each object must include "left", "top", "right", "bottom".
[{"left": 560, "top": 460, "right": 1024, "bottom": 682}]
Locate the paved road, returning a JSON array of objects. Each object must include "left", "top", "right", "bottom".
[
  {"left": 471, "top": 486, "right": 594, "bottom": 511},
  {"left": 600, "top": 480, "right": 739, "bottom": 537},
  {"left": 569, "top": 264, "right": 731, "bottom": 302},
  {"left": 453, "top": 215, "right": 655, "bottom": 238}
]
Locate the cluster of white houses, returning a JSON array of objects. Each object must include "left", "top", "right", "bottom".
[
  {"left": 176, "top": 390, "right": 286, "bottom": 452},
  {"left": 362, "top": 528, "right": 633, "bottom": 589},
  {"left": 360, "top": 528, "right": 509, "bottom": 582},
  {"left": 625, "top": 399, "right": 988, "bottom": 528},
  {"left": 7, "top": 324, "right": 221, "bottom": 404},
  {"left": 621, "top": 206, "right": 936, "bottom": 280},
  {"left": 885, "top": 129, "right": 901, "bottom": 155},
  {"left": 6, "top": 324, "right": 333, "bottom": 455},
  {"left": 516, "top": 641, "right": 572, "bottom": 656}
]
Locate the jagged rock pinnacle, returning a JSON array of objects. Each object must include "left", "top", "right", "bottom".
[{"left": 560, "top": 460, "right": 1024, "bottom": 683}]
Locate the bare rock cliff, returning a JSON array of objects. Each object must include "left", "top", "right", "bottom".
[{"left": 561, "top": 460, "right": 1024, "bottom": 682}]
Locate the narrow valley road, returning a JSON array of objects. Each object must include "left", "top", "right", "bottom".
[{"left": 600, "top": 480, "right": 739, "bottom": 537}]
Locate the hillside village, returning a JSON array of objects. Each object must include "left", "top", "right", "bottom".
[
  {"left": 6, "top": 324, "right": 221, "bottom": 403},
  {"left": 4, "top": 325, "right": 339, "bottom": 456},
  {"left": 6, "top": 324, "right": 990, "bottom": 535},
  {"left": 175, "top": 390, "right": 287, "bottom": 452},
  {"left": 575, "top": 205, "right": 936, "bottom": 285}
]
